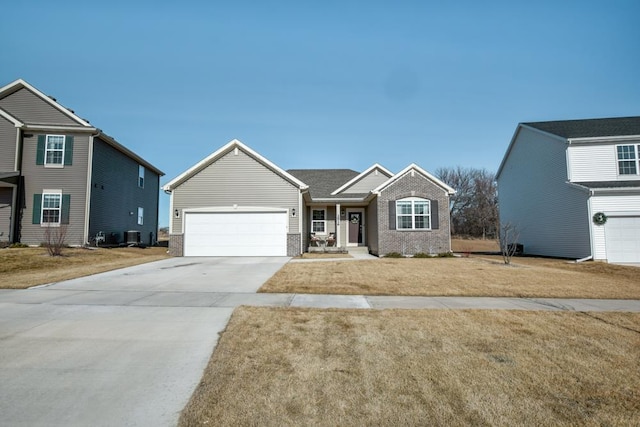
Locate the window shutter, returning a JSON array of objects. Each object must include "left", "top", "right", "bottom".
[
  {"left": 64, "top": 136, "right": 74, "bottom": 165},
  {"left": 36, "top": 135, "right": 45, "bottom": 165},
  {"left": 431, "top": 200, "right": 439, "bottom": 230},
  {"left": 61, "top": 194, "right": 71, "bottom": 224},
  {"left": 32, "top": 194, "right": 42, "bottom": 224},
  {"left": 389, "top": 201, "right": 396, "bottom": 230}
]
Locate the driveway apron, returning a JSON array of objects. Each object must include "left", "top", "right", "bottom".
[{"left": 0, "top": 257, "right": 289, "bottom": 427}]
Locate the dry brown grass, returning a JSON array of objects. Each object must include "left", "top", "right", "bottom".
[
  {"left": 0, "top": 246, "right": 169, "bottom": 289},
  {"left": 452, "top": 237, "right": 500, "bottom": 253},
  {"left": 180, "top": 307, "right": 640, "bottom": 426},
  {"left": 260, "top": 256, "right": 640, "bottom": 299}
]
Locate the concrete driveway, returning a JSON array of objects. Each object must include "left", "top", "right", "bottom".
[{"left": 0, "top": 256, "right": 289, "bottom": 427}]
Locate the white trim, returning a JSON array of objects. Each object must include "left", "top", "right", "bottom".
[
  {"left": 346, "top": 208, "right": 365, "bottom": 246},
  {"left": 0, "top": 79, "right": 92, "bottom": 127},
  {"left": 162, "top": 139, "right": 308, "bottom": 191},
  {"left": 14, "top": 127, "right": 21, "bottom": 171},
  {"left": 395, "top": 197, "right": 431, "bottom": 230},
  {"left": 568, "top": 135, "right": 640, "bottom": 144},
  {"left": 311, "top": 207, "right": 327, "bottom": 235},
  {"left": 41, "top": 190, "right": 62, "bottom": 227},
  {"left": 84, "top": 135, "right": 94, "bottom": 243},
  {"left": 44, "top": 134, "right": 65, "bottom": 167},
  {"left": 372, "top": 163, "right": 455, "bottom": 195},
  {"left": 331, "top": 163, "right": 393, "bottom": 195},
  {"left": 168, "top": 191, "right": 175, "bottom": 234},
  {"left": 336, "top": 203, "right": 341, "bottom": 247},
  {"left": 0, "top": 108, "right": 23, "bottom": 127}
]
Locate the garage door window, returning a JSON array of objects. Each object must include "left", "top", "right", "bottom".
[{"left": 312, "top": 209, "right": 326, "bottom": 234}]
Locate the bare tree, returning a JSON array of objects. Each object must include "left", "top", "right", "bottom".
[
  {"left": 498, "top": 222, "right": 521, "bottom": 265},
  {"left": 436, "top": 166, "right": 498, "bottom": 238},
  {"left": 43, "top": 225, "right": 68, "bottom": 256}
]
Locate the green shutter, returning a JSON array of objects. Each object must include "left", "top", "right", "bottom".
[
  {"left": 64, "top": 136, "right": 74, "bottom": 165},
  {"left": 36, "top": 135, "right": 45, "bottom": 165},
  {"left": 32, "top": 194, "right": 42, "bottom": 224},
  {"left": 61, "top": 194, "right": 71, "bottom": 224}
]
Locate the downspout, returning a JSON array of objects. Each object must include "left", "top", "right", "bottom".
[
  {"left": 84, "top": 133, "right": 97, "bottom": 245},
  {"left": 586, "top": 188, "right": 595, "bottom": 261}
]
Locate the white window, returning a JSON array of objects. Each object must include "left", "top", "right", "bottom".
[
  {"left": 137, "top": 207, "right": 144, "bottom": 225},
  {"left": 45, "top": 135, "right": 65, "bottom": 166},
  {"left": 617, "top": 144, "right": 639, "bottom": 175},
  {"left": 311, "top": 208, "right": 326, "bottom": 234},
  {"left": 396, "top": 197, "right": 430, "bottom": 230},
  {"left": 42, "top": 192, "right": 62, "bottom": 225},
  {"left": 138, "top": 165, "right": 145, "bottom": 188}
]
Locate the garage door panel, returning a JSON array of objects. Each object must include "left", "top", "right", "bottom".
[
  {"left": 184, "top": 212, "right": 287, "bottom": 257},
  {"left": 605, "top": 217, "right": 640, "bottom": 263}
]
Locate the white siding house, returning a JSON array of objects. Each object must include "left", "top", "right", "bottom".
[{"left": 497, "top": 116, "right": 640, "bottom": 263}]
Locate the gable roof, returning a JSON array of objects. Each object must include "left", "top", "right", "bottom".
[
  {"left": 330, "top": 163, "right": 393, "bottom": 195},
  {"left": 372, "top": 163, "right": 456, "bottom": 195},
  {"left": 0, "top": 79, "right": 92, "bottom": 127},
  {"left": 287, "top": 169, "right": 360, "bottom": 199},
  {"left": 163, "top": 139, "right": 308, "bottom": 191},
  {"left": 523, "top": 116, "right": 640, "bottom": 139}
]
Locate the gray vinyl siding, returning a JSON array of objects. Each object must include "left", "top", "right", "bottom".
[
  {"left": 497, "top": 127, "right": 590, "bottom": 259},
  {"left": 171, "top": 149, "right": 300, "bottom": 234},
  {"left": 19, "top": 132, "right": 89, "bottom": 245},
  {"left": 367, "top": 198, "right": 379, "bottom": 254},
  {"left": 0, "top": 88, "right": 79, "bottom": 125},
  {"left": 0, "top": 116, "right": 17, "bottom": 171},
  {"left": 341, "top": 170, "right": 390, "bottom": 193},
  {"left": 89, "top": 138, "right": 160, "bottom": 245},
  {"left": 0, "top": 187, "right": 12, "bottom": 242}
]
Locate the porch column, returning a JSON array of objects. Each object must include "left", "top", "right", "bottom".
[{"left": 336, "top": 203, "right": 341, "bottom": 247}]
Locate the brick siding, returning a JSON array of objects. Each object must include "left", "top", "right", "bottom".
[{"left": 375, "top": 172, "right": 451, "bottom": 256}]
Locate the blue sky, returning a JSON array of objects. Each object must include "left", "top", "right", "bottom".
[{"left": 2, "top": 1, "right": 639, "bottom": 227}]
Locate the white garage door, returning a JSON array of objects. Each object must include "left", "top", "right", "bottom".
[
  {"left": 184, "top": 211, "right": 288, "bottom": 256},
  {"left": 605, "top": 217, "right": 640, "bottom": 263}
]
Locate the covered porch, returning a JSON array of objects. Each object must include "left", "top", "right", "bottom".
[{"left": 306, "top": 203, "right": 369, "bottom": 253}]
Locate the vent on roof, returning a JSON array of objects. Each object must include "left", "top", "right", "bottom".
[{"left": 47, "top": 95, "right": 57, "bottom": 102}]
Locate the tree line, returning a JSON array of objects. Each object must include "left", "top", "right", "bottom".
[{"left": 436, "top": 166, "right": 498, "bottom": 239}]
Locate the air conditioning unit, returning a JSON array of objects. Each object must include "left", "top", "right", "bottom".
[{"left": 125, "top": 230, "right": 141, "bottom": 245}]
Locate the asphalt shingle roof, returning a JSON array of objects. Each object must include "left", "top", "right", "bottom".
[
  {"left": 287, "top": 169, "right": 361, "bottom": 199},
  {"left": 523, "top": 116, "right": 640, "bottom": 139}
]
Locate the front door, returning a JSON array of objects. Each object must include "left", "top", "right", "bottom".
[{"left": 347, "top": 211, "right": 364, "bottom": 246}]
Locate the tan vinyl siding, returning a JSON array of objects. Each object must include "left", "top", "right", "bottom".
[
  {"left": 0, "top": 187, "right": 12, "bottom": 242},
  {"left": 20, "top": 132, "right": 89, "bottom": 245},
  {"left": 0, "top": 88, "right": 80, "bottom": 125},
  {"left": 0, "top": 116, "right": 17, "bottom": 170},
  {"left": 498, "top": 127, "right": 590, "bottom": 259},
  {"left": 89, "top": 138, "right": 160, "bottom": 245},
  {"left": 171, "top": 149, "right": 300, "bottom": 233},
  {"left": 342, "top": 170, "right": 391, "bottom": 193}
]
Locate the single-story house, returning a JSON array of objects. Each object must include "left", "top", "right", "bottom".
[{"left": 163, "top": 139, "right": 455, "bottom": 257}]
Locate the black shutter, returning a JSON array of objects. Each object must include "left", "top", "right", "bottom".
[
  {"left": 36, "top": 136, "right": 45, "bottom": 165},
  {"left": 64, "top": 136, "right": 74, "bottom": 165},
  {"left": 431, "top": 200, "right": 439, "bottom": 230},
  {"left": 389, "top": 201, "right": 396, "bottom": 230},
  {"left": 32, "top": 194, "right": 42, "bottom": 224}
]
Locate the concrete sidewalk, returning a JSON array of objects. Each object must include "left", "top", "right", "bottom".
[{"left": 2, "top": 288, "right": 639, "bottom": 312}]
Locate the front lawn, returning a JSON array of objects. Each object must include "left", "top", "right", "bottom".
[
  {"left": 180, "top": 307, "right": 640, "bottom": 426},
  {"left": 259, "top": 256, "right": 640, "bottom": 299},
  {"left": 0, "top": 247, "right": 169, "bottom": 289}
]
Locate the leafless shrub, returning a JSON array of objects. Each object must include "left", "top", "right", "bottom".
[
  {"left": 43, "top": 225, "right": 68, "bottom": 256},
  {"left": 498, "top": 222, "right": 521, "bottom": 265}
]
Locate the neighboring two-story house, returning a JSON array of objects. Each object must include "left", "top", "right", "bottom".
[
  {"left": 0, "top": 79, "right": 164, "bottom": 246},
  {"left": 497, "top": 116, "right": 640, "bottom": 263}
]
